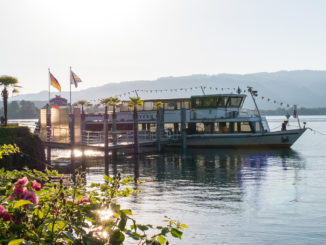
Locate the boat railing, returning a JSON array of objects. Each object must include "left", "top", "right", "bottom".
[
  {"left": 82, "top": 130, "right": 159, "bottom": 145},
  {"left": 239, "top": 108, "right": 258, "bottom": 117},
  {"left": 42, "top": 126, "right": 70, "bottom": 143}
]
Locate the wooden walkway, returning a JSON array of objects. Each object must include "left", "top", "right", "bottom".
[{"left": 44, "top": 137, "right": 175, "bottom": 151}]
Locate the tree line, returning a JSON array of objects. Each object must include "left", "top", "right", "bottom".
[
  {"left": 0, "top": 100, "right": 39, "bottom": 119},
  {"left": 261, "top": 107, "right": 326, "bottom": 116}
]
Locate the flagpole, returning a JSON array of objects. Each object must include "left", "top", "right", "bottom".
[
  {"left": 70, "top": 66, "right": 72, "bottom": 113},
  {"left": 48, "top": 68, "right": 51, "bottom": 105}
]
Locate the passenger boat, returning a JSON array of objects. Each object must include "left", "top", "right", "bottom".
[{"left": 85, "top": 87, "right": 306, "bottom": 148}]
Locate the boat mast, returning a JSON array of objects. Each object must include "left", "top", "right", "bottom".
[
  {"left": 247, "top": 86, "right": 264, "bottom": 133},
  {"left": 200, "top": 86, "right": 206, "bottom": 95}
]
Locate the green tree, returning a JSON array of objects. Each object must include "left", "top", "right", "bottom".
[
  {"left": 101, "top": 97, "right": 121, "bottom": 145},
  {"left": 129, "top": 97, "right": 143, "bottom": 154},
  {"left": 7, "top": 101, "right": 20, "bottom": 118},
  {"left": 19, "top": 100, "right": 39, "bottom": 119},
  {"left": 0, "top": 75, "right": 19, "bottom": 126},
  {"left": 74, "top": 100, "right": 92, "bottom": 114}
]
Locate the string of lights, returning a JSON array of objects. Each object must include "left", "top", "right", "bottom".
[{"left": 87, "top": 85, "right": 294, "bottom": 108}]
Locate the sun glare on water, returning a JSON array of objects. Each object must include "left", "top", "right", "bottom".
[{"left": 97, "top": 209, "right": 114, "bottom": 221}]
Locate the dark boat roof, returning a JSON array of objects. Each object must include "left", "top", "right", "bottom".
[{"left": 122, "top": 93, "right": 246, "bottom": 103}]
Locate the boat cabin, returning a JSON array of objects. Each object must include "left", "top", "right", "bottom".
[
  {"left": 117, "top": 94, "right": 246, "bottom": 112},
  {"left": 85, "top": 93, "right": 269, "bottom": 135}
]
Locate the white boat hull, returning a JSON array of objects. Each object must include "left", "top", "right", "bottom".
[{"left": 167, "top": 129, "right": 306, "bottom": 148}]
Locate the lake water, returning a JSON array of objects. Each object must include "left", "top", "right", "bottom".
[{"left": 11, "top": 116, "right": 326, "bottom": 244}]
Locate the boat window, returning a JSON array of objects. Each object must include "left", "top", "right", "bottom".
[
  {"left": 164, "top": 101, "right": 176, "bottom": 110},
  {"left": 203, "top": 97, "right": 217, "bottom": 107},
  {"left": 120, "top": 102, "right": 130, "bottom": 112},
  {"left": 240, "top": 122, "right": 252, "bottom": 132},
  {"left": 255, "top": 122, "right": 261, "bottom": 132},
  {"left": 214, "top": 123, "right": 219, "bottom": 132},
  {"left": 217, "top": 96, "right": 228, "bottom": 107},
  {"left": 204, "top": 122, "right": 214, "bottom": 133},
  {"left": 192, "top": 98, "right": 201, "bottom": 108},
  {"left": 191, "top": 96, "right": 219, "bottom": 108},
  {"left": 107, "top": 106, "right": 113, "bottom": 112},
  {"left": 164, "top": 123, "right": 174, "bottom": 134},
  {"left": 176, "top": 101, "right": 181, "bottom": 110},
  {"left": 219, "top": 122, "right": 231, "bottom": 133},
  {"left": 136, "top": 104, "right": 143, "bottom": 111},
  {"left": 143, "top": 102, "right": 153, "bottom": 111},
  {"left": 229, "top": 97, "right": 243, "bottom": 107},
  {"left": 183, "top": 101, "right": 190, "bottom": 109},
  {"left": 196, "top": 123, "right": 205, "bottom": 133}
]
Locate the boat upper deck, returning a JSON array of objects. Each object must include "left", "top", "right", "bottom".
[{"left": 118, "top": 94, "right": 246, "bottom": 112}]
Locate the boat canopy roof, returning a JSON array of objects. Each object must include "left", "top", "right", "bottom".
[
  {"left": 119, "top": 93, "right": 246, "bottom": 111},
  {"left": 191, "top": 94, "right": 246, "bottom": 109}
]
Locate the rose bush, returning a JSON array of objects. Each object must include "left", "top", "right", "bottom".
[{"left": 0, "top": 145, "right": 187, "bottom": 245}]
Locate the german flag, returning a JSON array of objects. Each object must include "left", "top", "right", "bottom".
[{"left": 49, "top": 72, "right": 61, "bottom": 91}]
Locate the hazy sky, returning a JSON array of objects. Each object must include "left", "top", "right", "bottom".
[{"left": 1, "top": 0, "right": 326, "bottom": 94}]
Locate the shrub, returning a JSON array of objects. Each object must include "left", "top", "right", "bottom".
[{"left": 0, "top": 168, "right": 187, "bottom": 244}]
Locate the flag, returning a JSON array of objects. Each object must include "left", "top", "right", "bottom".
[
  {"left": 49, "top": 72, "right": 61, "bottom": 91},
  {"left": 70, "top": 70, "right": 82, "bottom": 88}
]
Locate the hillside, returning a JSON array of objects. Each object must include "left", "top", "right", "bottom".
[{"left": 9, "top": 70, "right": 326, "bottom": 109}]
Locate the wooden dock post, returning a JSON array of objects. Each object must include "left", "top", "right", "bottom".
[
  {"left": 46, "top": 104, "right": 51, "bottom": 165},
  {"left": 181, "top": 107, "right": 187, "bottom": 150},
  {"left": 133, "top": 106, "right": 139, "bottom": 154},
  {"left": 156, "top": 107, "right": 164, "bottom": 152},
  {"left": 80, "top": 109, "right": 87, "bottom": 170},
  {"left": 69, "top": 112, "right": 75, "bottom": 172},
  {"left": 112, "top": 108, "right": 117, "bottom": 160},
  {"left": 104, "top": 106, "right": 109, "bottom": 175},
  {"left": 81, "top": 109, "right": 86, "bottom": 145}
]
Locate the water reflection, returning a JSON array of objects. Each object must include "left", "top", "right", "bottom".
[
  {"left": 51, "top": 147, "right": 307, "bottom": 244},
  {"left": 52, "top": 148, "right": 304, "bottom": 207}
]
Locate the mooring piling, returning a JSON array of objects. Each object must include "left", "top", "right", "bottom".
[
  {"left": 104, "top": 106, "right": 109, "bottom": 175},
  {"left": 156, "top": 107, "right": 164, "bottom": 152},
  {"left": 46, "top": 104, "right": 51, "bottom": 165},
  {"left": 181, "top": 107, "right": 187, "bottom": 150},
  {"left": 69, "top": 112, "right": 75, "bottom": 173},
  {"left": 133, "top": 106, "right": 139, "bottom": 154}
]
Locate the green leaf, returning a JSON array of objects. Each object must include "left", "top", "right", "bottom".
[
  {"left": 64, "top": 231, "right": 76, "bottom": 241},
  {"left": 161, "top": 227, "right": 169, "bottom": 236},
  {"left": 125, "top": 230, "right": 141, "bottom": 240},
  {"left": 103, "top": 175, "right": 110, "bottom": 182},
  {"left": 57, "top": 220, "right": 66, "bottom": 230},
  {"left": 14, "top": 200, "right": 33, "bottom": 209},
  {"left": 121, "top": 209, "right": 132, "bottom": 216},
  {"left": 47, "top": 223, "right": 58, "bottom": 232},
  {"left": 111, "top": 203, "right": 121, "bottom": 214},
  {"left": 171, "top": 228, "right": 183, "bottom": 239},
  {"left": 109, "top": 229, "right": 125, "bottom": 245},
  {"left": 8, "top": 239, "right": 25, "bottom": 245},
  {"left": 181, "top": 223, "right": 188, "bottom": 228},
  {"left": 138, "top": 225, "right": 149, "bottom": 231},
  {"left": 118, "top": 213, "right": 127, "bottom": 230},
  {"left": 157, "top": 236, "right": 166, "bottom": 244},
  {"left": 33, "top": 209, "right": 43, "bottom": 219}
]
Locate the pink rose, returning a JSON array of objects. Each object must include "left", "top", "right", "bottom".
[
  {"left": 32, "top": 180, "right": 41, "bottom": 191},
  {"left": 3, "top": 213, "right": 11, "bottom": 221},
  {"left": 81, "top": 197, "right": 90, "bottom": 203},
  {"left": 22, "top": 190, "right": 38, "bottom": 205},
  {"left": 0, "top": 205, "right": 5, "bottom": 216},
  {"left": 54, "top": 207, "right": 58, "bottom": 216},
  {"left": 13, "top": 185, "right": 27, "bottom": 194},
  {"left": 75, "top": 197, "right": 90, "bottom": 205},
  {"left": 15, "top": 177, "right": 29, "bottom": 186}
]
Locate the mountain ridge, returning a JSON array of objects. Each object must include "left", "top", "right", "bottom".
[{"left": 9, "top": 70, "right": 326, "bottom": 109}]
